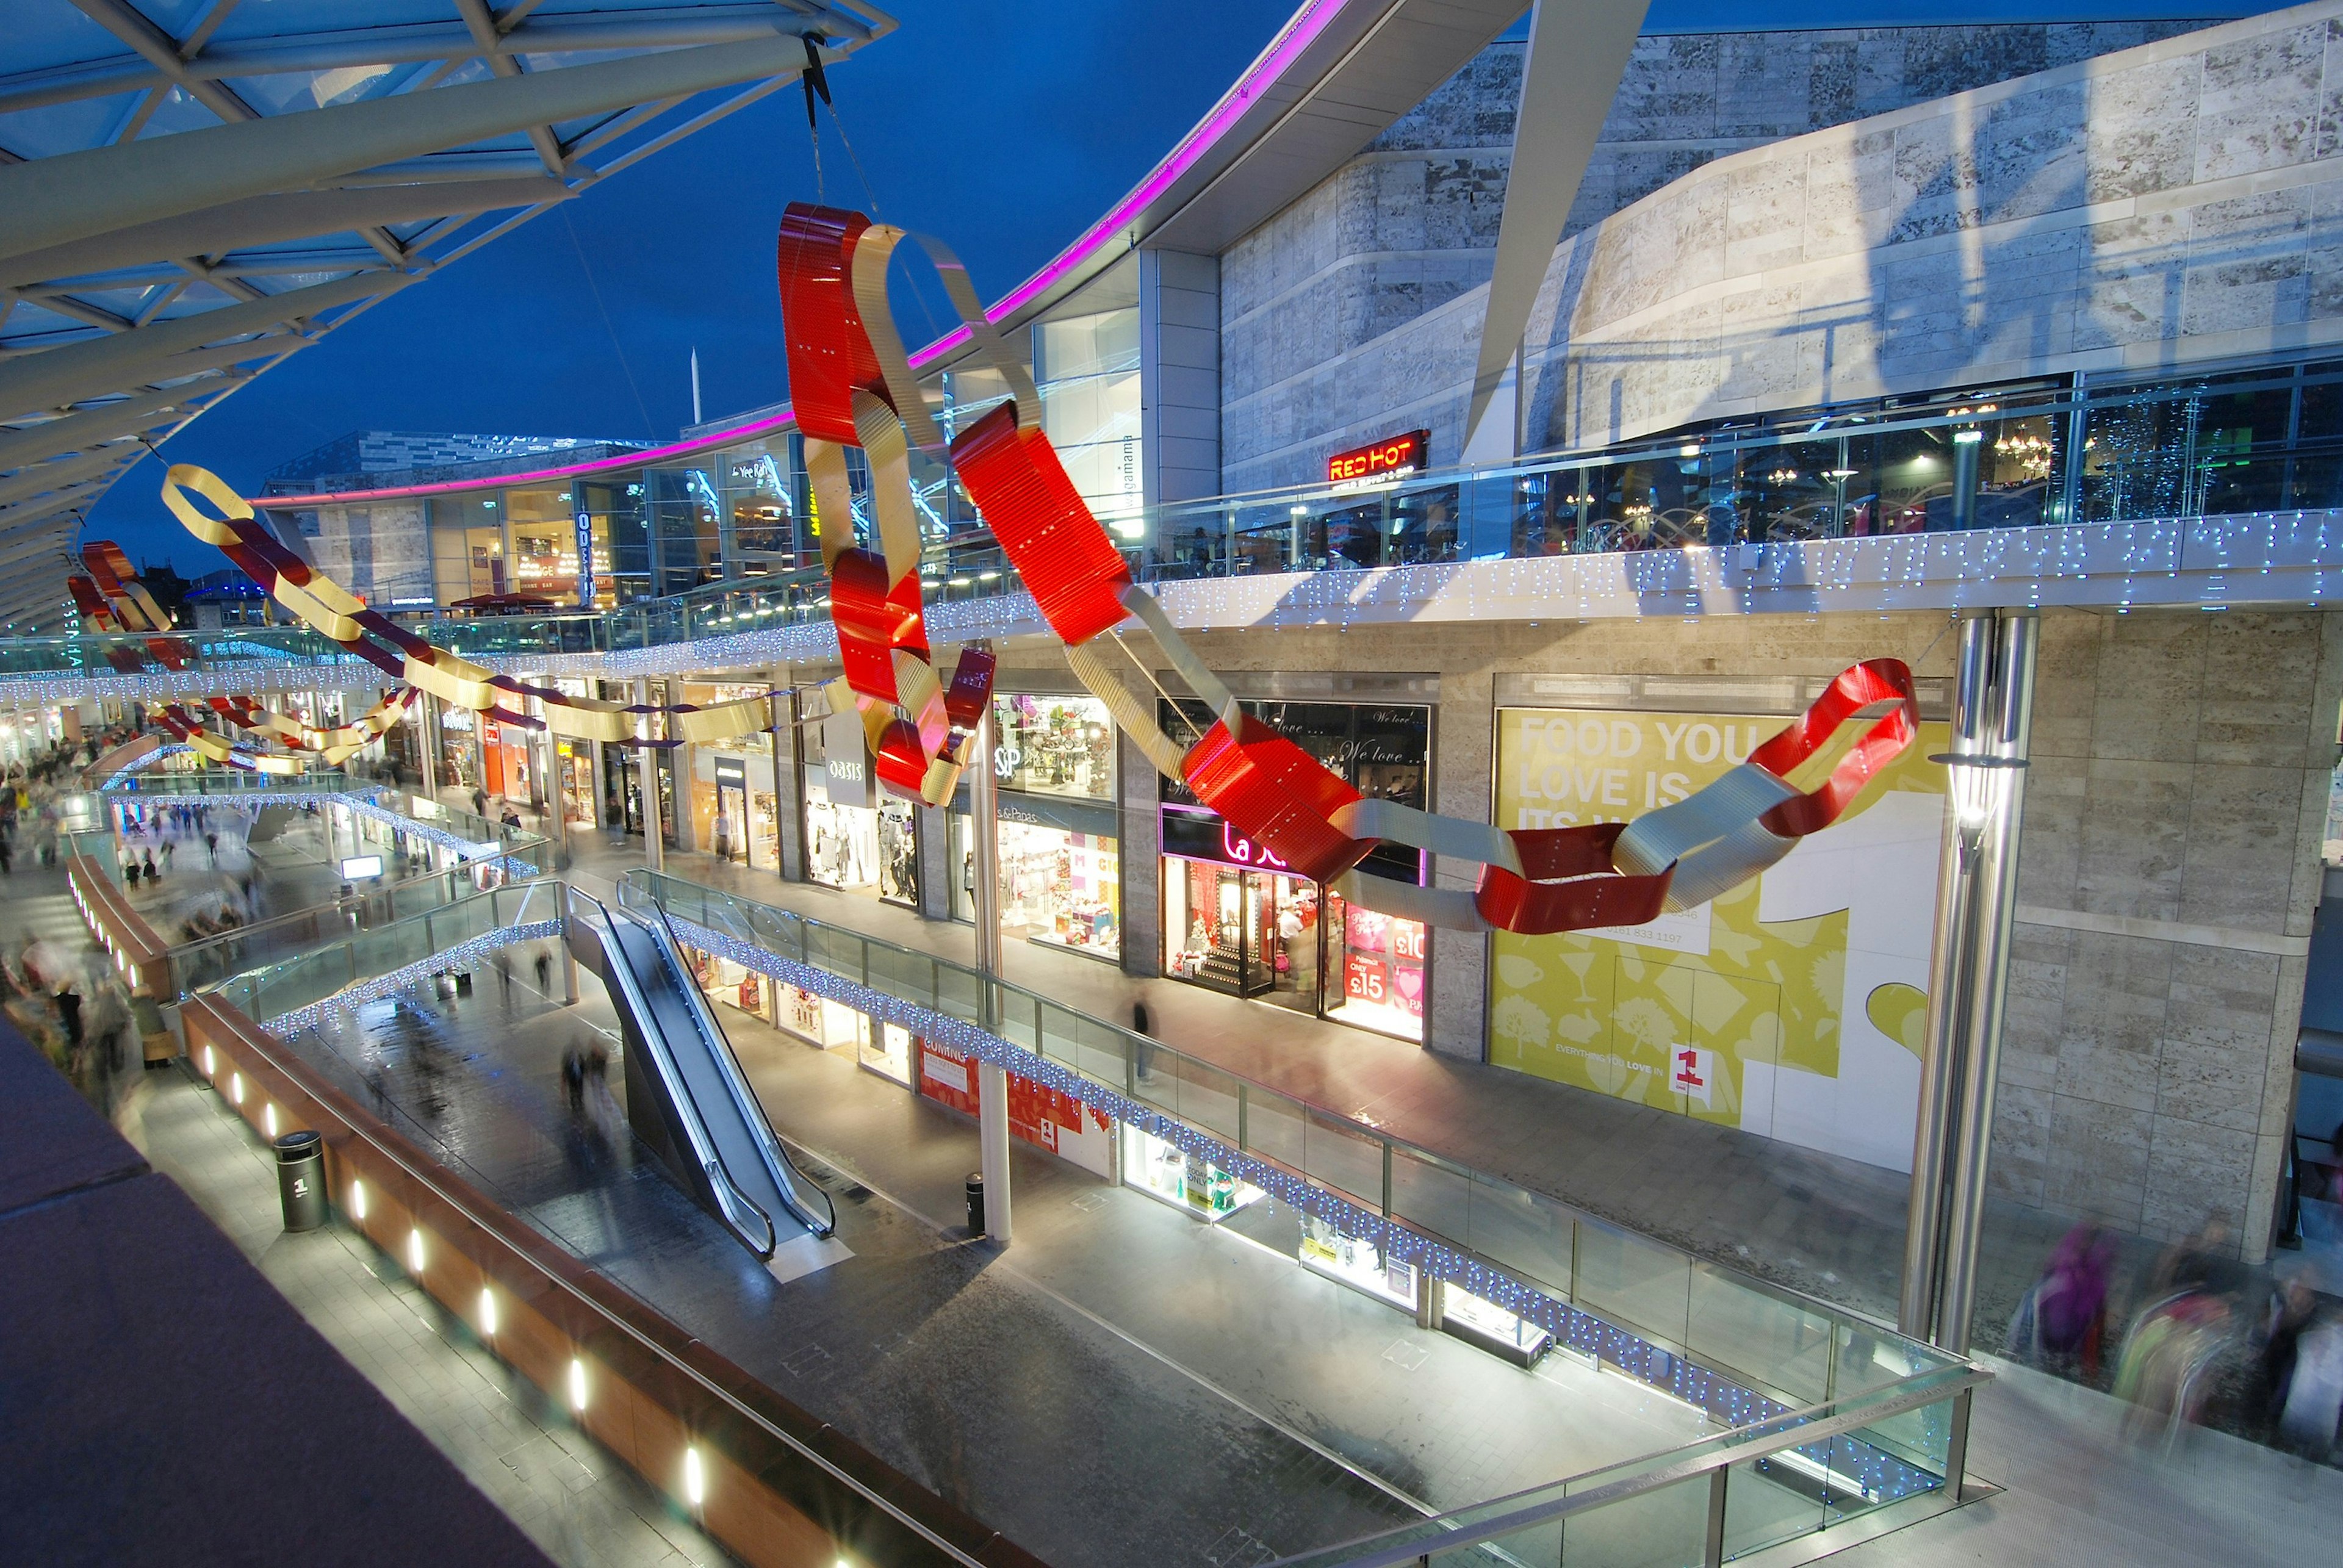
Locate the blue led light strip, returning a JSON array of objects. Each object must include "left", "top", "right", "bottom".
[
  {"left": 662, "top": 912, "right": 1939, "bottom": 1503},
  {"left": 262, "top": 919, "right": 560, "bottom": 1037}
]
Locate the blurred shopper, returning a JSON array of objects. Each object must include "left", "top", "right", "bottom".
[
  {"left": 2278, "top": 1304, "right": 2343, "bottom": 1458},
  {"left": 2115, "top": 1217, "right": 2244, "bottom": 1448},
  {"left": 2007, "top": 1221, "right": 2116, "bottom": 1377}
]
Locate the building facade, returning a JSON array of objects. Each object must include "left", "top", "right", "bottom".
[{"left": 263, "top": 8, "right": 2343, "bottom": 1295}]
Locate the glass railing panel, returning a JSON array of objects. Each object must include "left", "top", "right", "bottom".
[
  {"left": 1575, "top": 1220, "right": 1694, "bottom": 1348},
  {"left": 1242, "top": 1084, "right": 1306, "bottom": 1172},
  {"left": 1552, "top": 1470, "right": 1711, "bottom": 1567},
  {"left": 801, "top": 922, "right": 864, "bottom": 981},
  {"left": 1169, "top": 1054, "right": 1242, "bottom": 1142},
  {"left": 1464, "top": 1173, "right": 1577, "bottom": 1302},
  {"left": 992, "top": 984, "right": 1040, "bottom": 1052},
  {"left": 1426, "top": 1517, "right": 1562, "bottom": 1566},
  {"left": 1034, "top": 1000, "right": 1085, "bottom": 1069},
  {"left": 1721, "top": 1455, "right": 1824, "bottom": 1561},
  {"left": 863, "top": 941, "right": 934, "bottom": 1007},
  {"left": 1687, "top": 1264, "right": 1836, "bottom": 1407},
  {"left": 1838, "top": 1383, "right": 1956, "bottom": 1477},
  {"left": 1065, "top": 1009, "right": 1133, "bottom": 1094},
  {"left": 932, "top": 959, "right": 982, "bottom": 1024},
  {"left": 1389, "top": 1144, "right": 1474, "bottom": 1250},
  {"left": 1303, "top": 1107, "right": 1386, "bottom": 1209}
]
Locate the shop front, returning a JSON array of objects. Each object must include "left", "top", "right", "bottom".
[
  {"left": 437, "top": 703, "right": 481, "bottom": 791},
  {"left": 949, "top": 692, "right": 1121, "bottom": 960},
  {"left": 553, "top": 738, "right": 597, "bottom": 829},
  {"left": 802, "top": 707, "right": 917, "bottom": 907},
  {"left": 482, "top": 720, "right": 533, "bottom": 807},
  {"left": 1159, "top": 807, "right": 1427, "bottom": 1041},
  {"left": 951, "top": 793, "right": 1120, "bottom": 961},
  {"left": 1156, "top": 698, "right": 1431, "bottom": 1041},
  {"left": 1120, "top": 1125, "right": 1262, "bottom": 1221}
]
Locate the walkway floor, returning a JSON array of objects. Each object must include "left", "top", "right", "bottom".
[
  {"left": 117, "top": 1065, "right": 736, "bottom": 1568},
  {"left": 274, "top": 956, "right": 1750, "bottom": 1566}
]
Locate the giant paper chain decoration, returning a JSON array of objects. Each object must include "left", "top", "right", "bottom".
[
  {"left": 151, "top": 467, "right": 845, "bottom": 773},
  {"left": 70, "top": 540, "right": 412, "bottom": 774},
  {"left": 126, "top": 200, "right": 1919, "bottom": 927},
  {"left": 777, "top": 201, "right": 1922, "bottom": 934},
  {"left": 148, "top": 451, "right": 976, "bottom": 785}
]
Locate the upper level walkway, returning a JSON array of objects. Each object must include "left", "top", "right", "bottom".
[{"left": 21, "top": 358, "right": 2343, "bottom": 702}]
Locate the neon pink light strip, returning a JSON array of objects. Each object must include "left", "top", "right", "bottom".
[{"left": 261, "top": 0, "right": 1350, "bottom": 511}]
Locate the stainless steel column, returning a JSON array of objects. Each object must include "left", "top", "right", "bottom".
[
  {"left": 971, "top": 691, "right": 1010, "bottom": 1242},
  {"left": 1899, "top": 609, "right": 2037, "bottom": 1350},
  {"left": 634, "top": 676, "right": 663, "bottom": 872}
]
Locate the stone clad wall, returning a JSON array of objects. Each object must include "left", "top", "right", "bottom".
[
  {"left": 1221, "top": 7, "right": 2335, "bottom": 492},
  {"left": 1175, "top": 605, "right": 2338, "bottom": 1264},
  {"left": 1996, "top": 609, "right": 2343, "bottom": 1258}
]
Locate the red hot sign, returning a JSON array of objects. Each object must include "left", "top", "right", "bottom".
[{"left": 1326, "top": 430, "right": 1428, "bottom": 487}]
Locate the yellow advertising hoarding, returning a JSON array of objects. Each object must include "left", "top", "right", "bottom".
[{"left": 1488, "top": 705, "right": 1948, "bottom": 1173}]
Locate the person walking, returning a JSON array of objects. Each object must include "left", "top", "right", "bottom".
[
  {"left": 204, "top": 830, "right": 218, "bottom": 866},
  {"left": 1131, "top": 994, "right": 1156, "bottom": 1083},
  {"left": 53, "top": 977, "right": 82, "bottom": 1051},
  {"left": 471, "top": 785, "right": 488, "bottom": 818},
  {"left": 560, "top": 1046, "right": 585, "bottom": 1115},
  {"left": 533, "top": 948, "right": 552, "bottom": 995}
]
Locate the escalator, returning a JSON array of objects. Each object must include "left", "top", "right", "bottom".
[{"left": 564, "top": 886, "right": 835, "bottom": 1259}]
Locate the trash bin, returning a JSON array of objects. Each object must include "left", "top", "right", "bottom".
[
  {"left": 965, "top": 1172, "right": 985, "bottom": 1237},
  {"left": 275, "top": 1130, "right": 326, "bottom": 1232}
]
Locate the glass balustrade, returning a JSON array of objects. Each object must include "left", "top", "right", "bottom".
[
  {"left": 15, "top": 361, "right": 2343, "bottom": 680},
  {"left": 616, "top": 868, "right": 1967, "bottom": 1420}
]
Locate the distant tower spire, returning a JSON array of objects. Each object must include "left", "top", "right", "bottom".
[{"left": 690, "top": 347, "right": 703, "bottom": 426}]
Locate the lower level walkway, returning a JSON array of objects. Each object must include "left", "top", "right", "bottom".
[{"left": 547, "top": 829, "right": 2267, "bottom": 1401}]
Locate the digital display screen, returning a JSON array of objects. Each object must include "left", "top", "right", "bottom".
[{"left": 340, "top": 855, "right": 384, "bottom": 880}]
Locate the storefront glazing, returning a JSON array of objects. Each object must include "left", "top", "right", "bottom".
[
  {"left": 801, "top": 709, "right": 918, "bottom": 907},
  {"left": 1157, "top": 699, "right": 1430, "bottom": 1041},
  {"left": 950, "top": 692, "right": 1119, "bottom": 959}
]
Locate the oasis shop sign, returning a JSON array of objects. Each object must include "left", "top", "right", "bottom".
[
  {"left": 820, "top": 708, "right": 872, "bottom": 809},
  {"left": 1326, "top": 429, "right": 1427, "bottom": 490}
]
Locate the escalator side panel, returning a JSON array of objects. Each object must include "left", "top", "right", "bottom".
[{"left": 564, "top": 908, "right": 725, "bottom": 1225}]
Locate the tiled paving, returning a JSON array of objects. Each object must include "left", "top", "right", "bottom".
[{"left": 120, "top": 1065, "right": 733, "bottom": 1568}]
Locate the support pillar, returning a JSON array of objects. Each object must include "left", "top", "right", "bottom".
[
  {"left": 635, "top": 677, "right": 663, "bottom": 873},
  {"left": 971, "top": 693, "right": 1010, "bottom": 1243},
  {"left": 419, "top": 692, "right": 441, "bottom": 797},
  {"left": 773, "top": 683, "right": 805, "bottom": 882},
  {"left": 1899, "top": 609, "right": 2037, "bottom": 1353}
]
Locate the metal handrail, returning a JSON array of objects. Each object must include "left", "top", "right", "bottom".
[
  {"left": 1256, "top": 1365, "right": 1988, "bottom": 1568},
  {"left": 703, "top": 1156, "right": 778, "bottom": 1257}
]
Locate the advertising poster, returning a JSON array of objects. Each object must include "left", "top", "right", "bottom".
[
  {"left": 1488, "top": 705, "right": 1947, "bottom": 1172},
  {"left": 916, "top": 1040, "right": 1115, "bottom": 1176}
]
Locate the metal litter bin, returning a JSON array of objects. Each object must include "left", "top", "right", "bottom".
[
  {"left": 965, "top": 1172, "right": 985, "bottom": 1237},
  {"left": 274, "top": 1130, "right": 326, "bottom": 1232}
]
